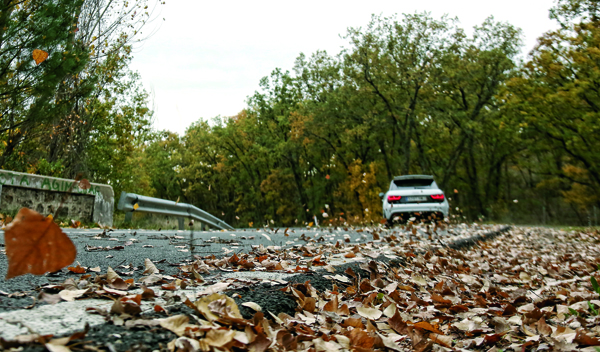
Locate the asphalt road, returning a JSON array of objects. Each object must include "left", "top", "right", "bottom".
[
  {"left": 0, "top": 224, "right": 469, "bottom": 312},
  {"left": 0, "top": 223, "right": 509, "bottom": 349}
]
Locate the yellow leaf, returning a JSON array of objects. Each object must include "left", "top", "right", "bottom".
[{"left": 32, "top": 49, "right": 49, "bottom": 65}]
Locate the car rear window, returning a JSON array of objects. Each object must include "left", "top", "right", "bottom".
[{"left": 392, "top": 179, "right": 434, "bottom": 188}]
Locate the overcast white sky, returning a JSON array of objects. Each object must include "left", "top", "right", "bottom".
[{"left": 128, "top": 0, "right": 557, "bottom": 135}]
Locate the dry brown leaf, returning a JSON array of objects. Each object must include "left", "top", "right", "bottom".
[
  {"left": 536, "top": 317, "right": 552, "bottom": 336},
  {"left": 430, "top": 333, "right": 452, "bottom": 348},
  {"left": 414, "top": 321, "right": 443, "bottom": 334},
  {"left": 188, "top": 293, "right": 242, "bottom": 321},
  {"left": 58, "top": 289, "right": 87, "bottom": 302},
  {"left": 78, "top": 179, "right": 91, "bottom": 190},
  {"left": 4, "top": 208, "right": 77, "bottom": 279},
  {"left": 302, "top": 297, "right": 316, "bottom": 312},
  {"left": 348, "top": 328, "right": 374, "bottom": 349},
  {"left": 342, "top": 317, "right": 365, "bottom": 329},
  {"left": 160, "top": 315, "right": 197, "bottom": 336},
  {"left": 241, "top": 302, "right": 262, "bottom": 312},
  {"left": 67, "top": 265, "right": 86, "bottom": 274},
  {"left": 143, "top": 258, "right": 159, "bottom": 275},
  {"left": 204, "top": 329, "right": 235, "bottom": 347}
]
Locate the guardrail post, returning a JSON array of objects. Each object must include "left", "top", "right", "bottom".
[
  {"left": 125, "top": 212, "right": 133, "bottom": 223},
  {"left": 178, "top": 217, "right": 184, "bottom": 230}
]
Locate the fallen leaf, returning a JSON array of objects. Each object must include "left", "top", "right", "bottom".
[
  {"left": 241, "top": 302, "right": 262, "bottom": 312},
  {"left": 187, "top": 293, "right": 242, "bottom": 321},
  {"left": 160, "top": 315, "right": 197, "bottom": 336},
  {"left": 430, "top": 333, "right": 452, "bottom": 347},
  {"left": 348, "top": 328, "right": 374, "bottom": 349},
  {"left": 357, "top": 306, "right": 383, "bottom": 320},
  {"left": 377, "top": 332, "right": 405, "bottom": 351},
  {"left": 58, "top": 289, "right": 87, "bottom": 302},
  {"left": 143, "top": 258, "right": 159, "bottom": 275},
  {"left": 414, "top": 321, "right": 443, "bottom": 334},
  {"left": 67, "top": 265, "right": 86, "bottom": 274},
  {"left": 204, "top": 329, "right": 235, "bottom": 347},
  {"left": 198, "top": 282, "right": 229, "bottom": 295}
]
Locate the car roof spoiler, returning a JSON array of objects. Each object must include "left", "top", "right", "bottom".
[{"left": 393, "top": 175, "right": 434, "bottom": 181}]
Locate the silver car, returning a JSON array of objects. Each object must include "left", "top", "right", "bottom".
[{"left": 379, "top": 175, "right": 449, "bottom": 225}]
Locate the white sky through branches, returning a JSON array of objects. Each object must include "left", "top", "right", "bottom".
[{"left": 129, "top": 0, "right": 557, "bottom": 134}]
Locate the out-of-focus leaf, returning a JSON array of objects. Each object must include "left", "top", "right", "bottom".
[{"left": 4, "top": 208, "right": 76, "bottom": 279}]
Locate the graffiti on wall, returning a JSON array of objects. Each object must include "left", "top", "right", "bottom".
[{"left": 0, "top": 172, "right": 100, "bottom": 196}]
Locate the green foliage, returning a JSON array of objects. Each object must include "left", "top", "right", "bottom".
[
  {"left": 0, "top": 0, "right": 158, "bottom": 211},
  {"left": 136, "top": 7, "right": 600, "bottom": 227},
  {"left": 4, "top": 0, "right": 600, "bottom": 228},
  {"left": 592, "top": 276, "right": 600, "bottom": 294}
]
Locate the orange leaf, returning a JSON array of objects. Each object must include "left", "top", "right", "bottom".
[
  {"left": 302, "top": 297, "right": 316, "bottom": 312},
  {"left": 323, "top": 295, "right": 339, "bottom": 313},
  {"left": 342, "top": 317, "right": 364, "bottom": 329},
  {"left": 161, "top": 283, "right": 177, "bottom": 291},
  {"left": 32, "top": 49, "right": 49, "bottom": 65},
  {"left": 154, "top": 304, "right": 166, "bottom": 313},
  {"left": 349, "top": 328, "right": 374, "bottom": 349},
  {"left": 4, "top": 208, "right": 76, "bottom": 279},
  {"left": 70, "top": 219, "right": 81, "bottom": 228},
  {"left": 68, "top": 265, "right": 86, "bottom": 274},
  {"left": 79, "top": 179, "right": 91, "bottom": 190},
  {"left": 431, "top": 293, "right": 451, "bottom": 304},
  {"left": 414, "top": 321, "right": 444, "bottom": 334},
  {"left": 293, "top": 266, "right": 309, "bottom": 272},
  {"left": 345, "top": 252, "right": 356, "bottom": 258}
]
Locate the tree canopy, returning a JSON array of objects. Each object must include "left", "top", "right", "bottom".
[{"left": 4, "top": 0, "right": 599, "bottom": 227}]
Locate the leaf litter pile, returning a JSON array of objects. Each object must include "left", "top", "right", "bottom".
[{"left": 2, "top": 217, "right": 600, "bottom": 351}]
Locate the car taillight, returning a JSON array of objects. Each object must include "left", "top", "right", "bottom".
[
  {"left": 431, "top": 194, "right": 445, "bottom": 200},
  {"left": 387, "top": 195, "right": 402, "bottom": 202}
]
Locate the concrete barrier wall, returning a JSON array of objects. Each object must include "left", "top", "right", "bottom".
[{"left": 0, "top": 170, "right": 114, "bottom": 226}]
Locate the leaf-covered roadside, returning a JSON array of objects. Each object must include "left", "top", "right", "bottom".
[{"left": 3, "top": 226, "right": 600, "bottom": 351}]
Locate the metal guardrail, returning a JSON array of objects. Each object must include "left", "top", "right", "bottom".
[{"left": 117, "top": 192, "right": 234, "bottom": 230}]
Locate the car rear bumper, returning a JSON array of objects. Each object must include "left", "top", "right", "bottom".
[{"left": 384, "top": 203, "right": 448, "bottom": 219}]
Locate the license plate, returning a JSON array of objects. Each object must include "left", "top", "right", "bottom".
[{"left": 406, "top": 196, "right": 427, "bottom": 202}]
